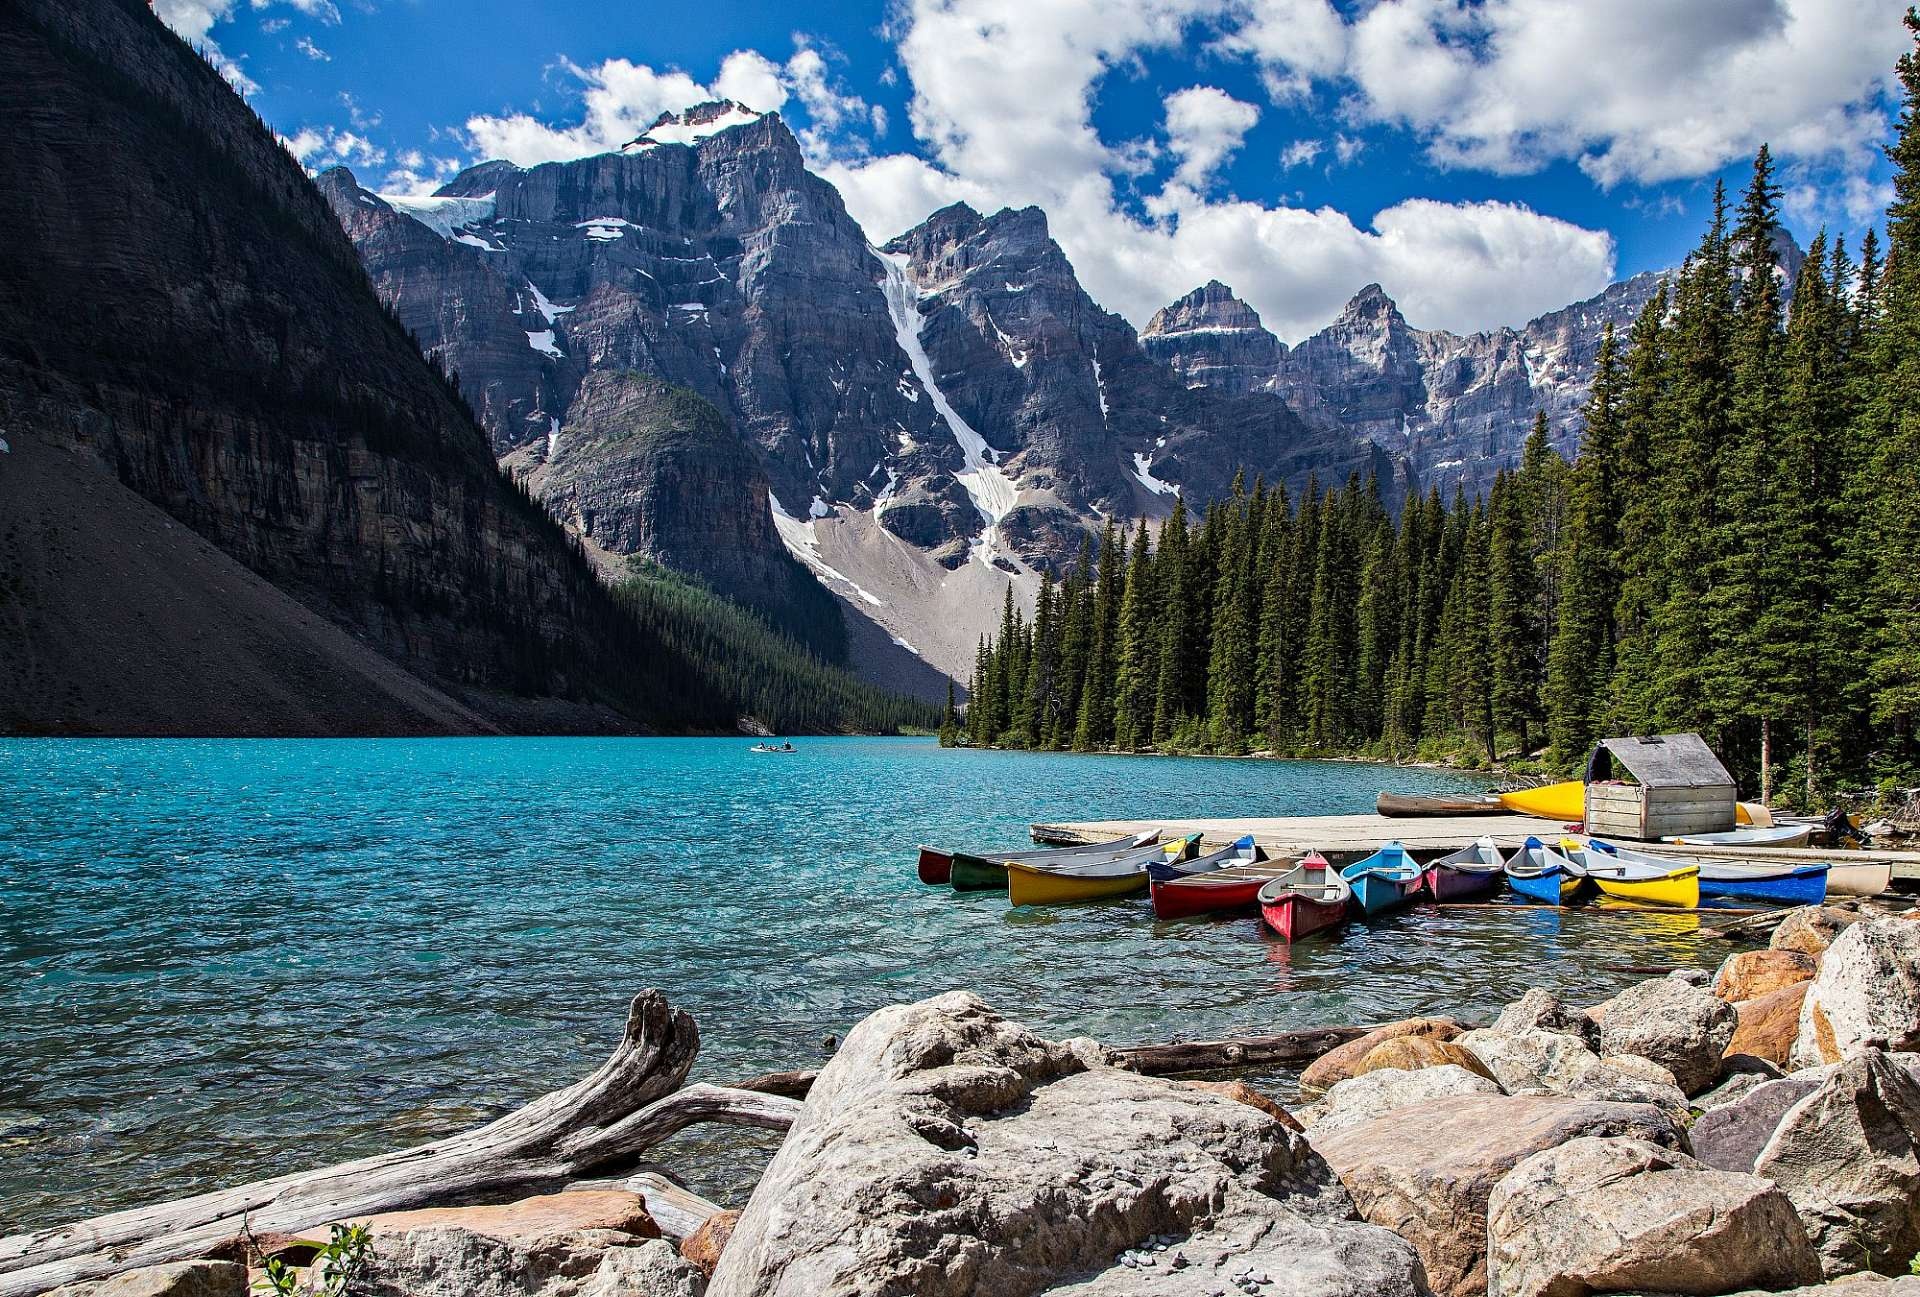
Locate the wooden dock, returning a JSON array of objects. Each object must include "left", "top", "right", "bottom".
[{"left": 1031, "top": 813, "right": 1920, "bottom": 880}]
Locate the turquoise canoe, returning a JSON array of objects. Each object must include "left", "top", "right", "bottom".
[{"left": 1339, "top": 842, "right": 1423, "bottom": 916}]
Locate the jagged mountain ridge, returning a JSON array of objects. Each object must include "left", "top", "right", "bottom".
[{"left": 325, "top": 103, "right": 1396, "bottom": 681}]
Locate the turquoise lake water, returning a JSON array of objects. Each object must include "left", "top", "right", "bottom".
[{"left": 0, "top": 737, "right": 1739, "bottom": 1228}]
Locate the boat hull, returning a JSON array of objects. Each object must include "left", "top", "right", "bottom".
[
  {"left": 1348, "top": 872, "right": 1420, "bottom": 916},
  {"left": 1259, "top": 892, "right": 1347, "bottom": 942},
  {"left": 1377, "top": 792, "right": 1501, "bottom": 818},
  {"left": 1593, "top": 869, "right": 1700, "bottom": 909},
  {"left": 917, "top": 846, "right": 952, "bottom": 885},
  {"left": 1507, "top": 869, "right": 1578, "bottom": 905},
  {"left": 1829, "top": 862, "right": 1892, "bottom": 897},
  {"left": 1699, "top": 867, "right": 1828, "bottom": 906},
  {"left": 1425, "top": 864, "right": 1500, "bottom": 902},
  {"left": 1150, "top": 875, "right": 1267, "bottom": 920},
  {"left": 1499, "top": 781, "right": 1585, "bottom": 822},
  {"left": 948, "top": 853, "right": 1011, "bottom": 891},
  {"left": 1007, "top": 862, "right": 1147, "bottom": 906}
]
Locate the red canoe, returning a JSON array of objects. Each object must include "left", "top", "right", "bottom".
[
  {"left": 1146, "top": 836, "right": 1291, "bottom": 919},
  {"left": 1257, "top": 854, "right": 1353, "bottom": 943},
  {"left": 916, "top": 846, "right": 953, "bottom": 885}
]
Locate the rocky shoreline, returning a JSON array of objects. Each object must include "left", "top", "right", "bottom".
[{"left": 15, "top": 901, "right": 1920, "bottom": 1297}]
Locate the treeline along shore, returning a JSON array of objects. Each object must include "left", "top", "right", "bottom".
[{"left": 950, "top": 20, "right": 1920, "bottom": 810}]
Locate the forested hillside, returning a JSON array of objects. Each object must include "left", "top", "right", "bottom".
[{"left": 949, "top": 14, "right": 1920, "bottom": 808}]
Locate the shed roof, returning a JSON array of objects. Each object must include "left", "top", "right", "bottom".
[{"left": 1586, "top": 733, "right": 1734, "bottom": 789}]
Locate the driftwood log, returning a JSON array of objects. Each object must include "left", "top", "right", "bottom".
[{"left": 0, "top": 991, "right": 798, "bottom": 1297}]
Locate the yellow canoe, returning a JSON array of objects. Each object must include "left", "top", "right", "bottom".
[
  {"left": 1005, "top": 861, "right": 1149, "bottom": 906},
  {"left": 1499, "top": 781, "right": 1585, "bottom": 821},
  {"left": 1592, "top": 868, "right": 1700, "bottom": 909}
]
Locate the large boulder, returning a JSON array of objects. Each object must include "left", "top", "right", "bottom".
[
  {"left": 1730, "top": 982, "right": 1812, "bottom": 1068},
  {"left": 1772, "top": 906, "right": 1863, "bottom": 958},
  {"left": 708, "top": 992, "right": 1429, "bottom": 1297},
  {"left": 1312, "top": 1093, "right": 1684, "bottom": 1297},
  {"left": 1304, "top": 1064, "right": 1501, "bottom": 1137},
  {"left": 336, "top": 1191, "right": 691, "bottom": 1297},
  {"left": 1755, "top": 1048, "right": 1920, "bottom": 1277},
  {"left": 1716, "top": 949, "right": 1819, "bottom": 1001},
  {"left": 1299, "top": 1017, "right": 1460, "bottom": 1093},
  {"left": 1565, "top": 1055, "right": 1690, "bottom": 1125},
  {"left": 1691, "top": 1072, "right": 1831, "bottom": 1173},
  {"left": 1486, "top": 1136, "right": 1820, "bottom": 1297},
  {"left": 1727, "top": 1280, "right": 1920, "bottom": 1295},
  {"left": 1491, "top": 988, "right": 1600, "bottom": 1048},
  {"left": 1599, "top": 975, "right": 1737, "bottom": 1095},
  {"left": 46, "top": 1262, "right": 246, "bottom": 1297},
  {"left": 1792, "top": 918, "right": 1920, "bottom": 1068},
  {"left": 1453, "top": 1028, "right": 1598, "bottom": 1094}
]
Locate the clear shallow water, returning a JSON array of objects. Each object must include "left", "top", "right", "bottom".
[{"left": 0, "top": 737, "right": 1736, "bottom": 1228}]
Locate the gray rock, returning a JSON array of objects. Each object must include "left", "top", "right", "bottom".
[
  {"left": 1691, "top": 1073, "right": 1832, "bottom": 1173},
  {"left": 1454, "top": 1027, "right": 1600, "bottom": 1094},
  {"left": 1755, "top": 1048, "right": 1920, "bottom": 1277},
  {"left": 1312, "top": 1093, "right": 1685, "bottom": 1297},
  {"left": 1486, "top": 1136, "right": 1820, "bottom": 1297},
  {"left": 46, "top": 1262, "right": 246, "bottom": 1297},
  {"left": 356, "top": 1228, "right": 692, "bottom": 1297},
  {"left": 708, "top": 991, "right": 1428, "bottom": 1297},
  {"left": 1490, "top": 987, "right": 1600, "bottom": 1048},
  {"left": 1141, "top": 281, "right": 1284, "bottom": 397},
  {"left": 1599, "top": 975, "right": 1738, "bottom": 1095},
  {"left": 1792, "top": 918, "right": 1920, "bottom": 1069},
  {"left": 1565, "top": 1056, "right": 1690, "bottom": 1125},
  {"left": 1305, "top": 1064, "right": 1501, "bottom": 1136},
  {"left": 1728, "top": 1279, "right": 1920, "bottom": 1295}
]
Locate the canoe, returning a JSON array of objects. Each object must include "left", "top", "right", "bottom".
[
  {"left": 917, "top": 846, "right": 953, "bottom": 885},
  {"left": 1424, "top": 836, "right": 1506, "bottom": 901},
  {"left": 1504, "top": 837, "right": 1586, "bottom": 904},
  {"left": 1830, "top": 861, "right": 1893, "bottom": 897},
  {"left": 1499, "top": 781, "right": 1585, "bottom": 822},
  {"left": 1146, "top": 837, "right": 1293, "bottom": 920},
  {"left": 1340, "top": 842, "right": 1424, "bottom": 916},
  {"left": 1257, "top": 853, "right": 1353, "bottom": 942},
  {"left": 1376, "top": 791, "right": 1503, "bottom": 818},
  {"left": 948, "top": 830, "right": 1159, "bottom": 891},
  {"left": 1664, "top": 824, "right": 1812, "bottom": 849},
  {"left": 1695, "top": 862, "right": 1829, "bottom": 906},
  {"left": 1006, "top": 834, "right": 1201, "bottom": 907},
  {"left": 1562, "top": 836, "right": 1701, "bottom": 909}
]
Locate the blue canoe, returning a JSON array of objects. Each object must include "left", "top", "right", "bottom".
[
  {"left": 1503, "top": 836, "right": 1586, "bottom": 905},
  {"left": 1696, "top": 861, "right": 1830, "bottom": 905},
  {"left": 1340, "top": 843, "right": 1424, "bottom": 916}
]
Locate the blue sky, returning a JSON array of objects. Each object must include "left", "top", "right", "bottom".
[{"left": 161, "top": 0, "right": 1906, "bottom": 342}]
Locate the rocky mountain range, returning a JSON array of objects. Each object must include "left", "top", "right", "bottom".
[{"left": 0, "top": 0, "right": 826, "bottom": 734}]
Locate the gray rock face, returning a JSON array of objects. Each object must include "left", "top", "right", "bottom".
[
  {"left": 1599, "top": 975, "right": 1738, "bottom": 1095},
  {"left": 708, "top": 991, "right": 1429, "bottom": 1297},
  {"left": 1755, "top": 1049, "right": 1920, "bottom": 1277},
  {"left": 46, "top": 1262, "right": 245, "bottom": 1297},
  {"left": 1486, "top": 1137, "right": 1820, "bottom": 1297},
  {"left": 1792, "top": 918, "right": 1920, "bottom": 1069},
  {"left": 1692, "top": 1072, "right": 1832, "bottom": 1173},
  {"left": 1141, "top": 281, "right": 1285, "bottom": 396},
  {"left": 358, "top": 1229, "right": 701, "bottom": 1297},
  {"left": 1490, "top": 988, "right": 1599, "bottom": 1048},
  {"left": 1453, "top": 1027, "right": 1600, "bottom": 1094},
  {"left": 1303, "top": 1064, "right": 1500, "bottom": 1137},
  {"left": 1565, "top": 1056, "right": 1690, "bottom": 1126},
  {"left": 1312, "top": 1094, "right": 1685, "bottom": 1297}
]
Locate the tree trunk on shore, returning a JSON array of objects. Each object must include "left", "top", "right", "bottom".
[{"left": 0, "top": 991, "right": 799, "bottom": 1297}]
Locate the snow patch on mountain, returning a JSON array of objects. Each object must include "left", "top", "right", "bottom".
[{"left": 382, "top": 192, "right": 496, "bottom": 240}]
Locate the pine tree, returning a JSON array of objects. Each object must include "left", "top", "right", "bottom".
[
  {"left": 1112, "top": 520, "right": 1157, "bottom": 751},
  {"left": 1487, "top": 470, "right": 1542, "bottom": 755},
  {"left": 1206, "top": 498, "right": 1256, "bottom": 752},
  {"left": 1073, "top": 520, "right": 1123, "bottom": 751},
  {"left": 1152, "top": 498, "right": 1192, "bottom": 745},
  {"left": 1608, "top": 284, "right": 1674, "bottom": 734}
]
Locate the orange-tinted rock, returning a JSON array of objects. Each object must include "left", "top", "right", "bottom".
[
  {"left": 1300, "top": 1017, "right": 1460, "bottom": 1093},
  {"left": 1713, "top": 949, "right": 1817, "bottom": 1002},
  {"left": 1769, "top": 906, "right": 1860, "bottom": 958},
  {"left": 1353, "top": 1036, "right": 1498, "bottom": 1084},
  {"left": 1182, "top": 1079, "right": 1304, "bottom": 1130},
  {"left": 679, "top": 1209, "right": 739, "bottom": 1277},
  {"left": 1725, "top": 983, "right": 1810, "bottom": 1068}
]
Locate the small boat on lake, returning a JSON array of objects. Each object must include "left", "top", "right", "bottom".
[
  {"left": 1376, "top": 791, "right": 1503, "bottom": 818},
  {"left": 1424, "top": 836, "right": 1506, "bottom": 901},
  {"left": 1257, "top": 853, "right": 1352, "bottom": 942},
  {"left": 1147, "top": 836, "right": 1294, "bottom": 919},
  {"left": 1504, "top": 837, "right": 1586, "bottom": 904},
  {"left": 1498, "top": 781, "right": 1585, "bottom": 822},
  {"left": 1663, "top": 824, "right": 1813, "bottom": 849},
  {"left": 1562, "top": 836, "right": 1701, "bottom": 909},
  {"left": 1005, "top": 834, "right": 1202, "bottom": 907},
  {"left": 748, "top": 741, "right": 797, "bottom": 753},
  {"left": 1340, "top": 842, "right": 1424, "bottom": 916},
  {"left": 945, "top": 830, "right": 1159, "bottom": 891}
]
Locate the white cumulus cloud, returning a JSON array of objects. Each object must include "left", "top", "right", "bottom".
[{"left": 1163, "top": 86, "right": 1260, "bottom": 189}]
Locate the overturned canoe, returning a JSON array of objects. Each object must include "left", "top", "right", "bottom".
[
  {"left": 1006, "top": 834, "right": 1202, "bottom": 907},
  {"left": 1503, "top": 837, "right": 1586, "bottom": 905},
  {"left": 946, "top": 830, "right": 1158, "bottom": 891},
  {"left": 1424, "top": 836, "right": 1506, "bottom": 901},
  {"left": 1499, "top": 781, "right": 1585, "bottom": 822},
  {"left": 1376, "top": 791, "right": 1504, "bottom": 818},
  {"left": 1257, "top": 854, "right": 1352, "bottom": 943}
]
